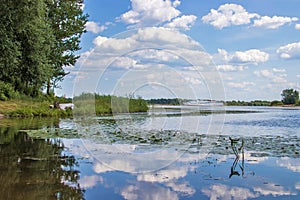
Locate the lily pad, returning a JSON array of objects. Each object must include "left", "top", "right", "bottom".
[{"left": 19, "top": 128, "right": 78, "bottom": 139}]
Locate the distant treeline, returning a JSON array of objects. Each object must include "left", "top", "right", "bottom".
[
  {"left": 225, "top": 100, "right": 284, "bottom": 106},
  {"left": 146, "top": 98, "right": 290, "bottom": 107},
  {"left": 147, "top": 98, "right": 182, "bottom": 105}
]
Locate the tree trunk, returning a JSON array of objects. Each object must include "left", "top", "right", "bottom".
[{"left": 47, "top": 78, "right": 51, "bottom": 95}]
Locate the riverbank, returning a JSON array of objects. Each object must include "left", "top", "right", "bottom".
[
  {"left": 0, "top": 94, "right": 149, "bottom": 118},
  {"left": 0, "top": 99, "right": 72, "bottom": 118}
]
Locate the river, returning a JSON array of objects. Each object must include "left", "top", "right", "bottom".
[{"left": 0, "top": 106, "right": 299, "bottom": 199}]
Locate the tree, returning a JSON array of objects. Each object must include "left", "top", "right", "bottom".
[
  {"left": 0, "top": 1, "right": 21, "bottom": 86},
  {"left": 15, "top": 0, "right": 54, "bottom": 96},
  {"left": 281, "top": 89, "right": 299, "bottom": 105},
  {"left": 45, "top": 0, "right": 88, "bottom": 95},
  {"left": 0, "top": 0, "right": 53, "bottom": 96},
  {"left": 0, "top": 0, "right": 88, "bottom": 97}
]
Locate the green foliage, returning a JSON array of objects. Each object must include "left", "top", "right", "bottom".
[
  {"left": 0, "top": 94, "right": 73, "bottom": 118},
  {"left": 0, "top": 81, "right": 18, "bottom": 101},
  {"left": 0, "top": 0, "right": 87, "bottom": 97},
  {"left": 270, "top": 100, "right": 284, "bottom": 106},
  {"left": 147, "top": 98, "right": 181, "bottom": 105},
  {"left": 281, "top": 88, "right": 299, "bottom": 105},
  {"left": 225, "top": 100, "right": 271, "bottom": 106},
  {"left": 129, "top": 97, "right": 149, "bottom": 112},
  {"left": 74, "top": 93, "right": 149, "bottom": 116},
  {"left": 45, "top": 0, "right": 88, "bottom": 94}
]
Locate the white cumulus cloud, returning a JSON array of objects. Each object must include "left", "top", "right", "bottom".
[
  {"left": 254, "top": 69, "right": 287, "bottom": 83},
  {"left": 93, "top": 35, "right": 137, "bottom": 52},
  {"left": 217, "top": 65, "right": 247, "bottom": 72},
  {"left": 227, "top": 81, "right": 255, "bottom": 89},
  {"left": 184, "top": 77, "right": 202, "bottom": 85},
  {"left": 272, "top": 68, "right": 286, "bottom": 73},
  {"left": 218, "top": 49, "right": 269, "bottom": 65},
  {"left": 202, "top": 4, "right": 259, "bottom": 29},
  {"left": 85, "top": 21, "right": 106, "bottom": 34},
  {"left": 173, "top": 0, "right": 180, "bottom": 7},
  {"left": 119, "top": 0, "right": 181, "bottom": 27},
  {"left": 277, "top": 42, "right": 300, "bottom": 59},
  {"left": 202, "top": 3, "right": 298, "bottom": 30},
  {"left": 295, "top": 24, "right": 300, "bottom": 30},
  {"left": 135, "top": 27, "right": 199, "bottom": 48},
  {"left": 74, "top": 27, "right": 222, "bottom": 99},
  {"left": 165, "top": 15, "right": 197, "bottom": 30},
  {"left": 130, "top": 49, "right": 179, "bottom": 62},
  {"left": 254, "top": 16, "right": 298, "bottom": 29},
  {"left": 90, "top": 28, "right": 208, "bottom": 65},
  {"left": 112, "top": 57, "right": 139, "bottom": 69}
]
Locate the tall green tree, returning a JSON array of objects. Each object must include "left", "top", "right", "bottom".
[
  {"left": 0, "top": 0, "right": 87, "bottom": 97},
  {"left": 14, "top": 0, "right": 53, "bottom": 96},
  {"left": 46, "top": 0, "right": 88, "bottom": 95},
  {"left": 281, "top": 88, "right": 299, "bottom": 105},
  {"left": 0, "top": 1, "right": 21, "bottom": 85}
]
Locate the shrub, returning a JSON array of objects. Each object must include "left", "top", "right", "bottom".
[
  {"left": 0, "top": 81, "right": 17, "bottom": 101},
  {"left": 270, "top": 100, "right": 284, "bottom": 106}
]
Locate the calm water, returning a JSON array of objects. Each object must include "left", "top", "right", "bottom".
[{"left": 0, "top": 106, "right": 300, "bottom": 199}]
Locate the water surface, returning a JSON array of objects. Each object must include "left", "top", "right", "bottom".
[{"left": 0, "top": 106, "right": 299, "bottom": 199}]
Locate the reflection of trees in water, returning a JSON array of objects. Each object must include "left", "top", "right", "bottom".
[{"left": 0, "top": 125, "right": 84, "bottom": 199}]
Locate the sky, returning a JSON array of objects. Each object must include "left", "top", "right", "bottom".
[{"left": 57, "top": 0, "right": 300, "bottom": 101}]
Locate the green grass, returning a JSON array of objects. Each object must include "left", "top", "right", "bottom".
[
  {"left": 0, "top": 93, "right": 149, "bottom": 118},
  {"left": 0, "top": 99, "right": 72, "bottom": 118},
  {"left": 74, "top": 93, "right": 149, "bottom": 116}
]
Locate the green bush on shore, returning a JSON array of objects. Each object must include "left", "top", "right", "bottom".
[
  {"left": 270, "top": 100, "right": 284, "bottom": 106},
  {"left": 74, "top": 93, "right": 148, "bottom": 116},
  {"left": 0, "top": 81, "right": 18, "bottom": 101}
]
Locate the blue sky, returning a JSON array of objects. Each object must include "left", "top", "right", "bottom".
[{"left": 57, "top": 0, "right": 300, "bottom": 101}]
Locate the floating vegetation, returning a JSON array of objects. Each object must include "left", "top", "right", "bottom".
[
  {"left": 19, "top": 128, "right": 79, "bottom": 139},
  {"left": 18, "top": 125, "right": 300, "bottom": 158}
]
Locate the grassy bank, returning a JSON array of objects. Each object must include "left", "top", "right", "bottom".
[
  {"left": 0, "top": 97, "right": 72, "bottom": 118},
  {"left": 0, "top": 94, "right": 149, "bottom": 118}
]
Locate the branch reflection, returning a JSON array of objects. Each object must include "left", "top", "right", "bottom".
[{"left": 229, "top": 137, "right": 244, "bottom": 178}]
